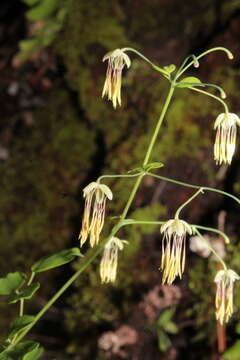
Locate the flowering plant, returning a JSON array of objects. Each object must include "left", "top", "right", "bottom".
[{"left": 0, "top": 46, "right": 240, "bottom": 358}]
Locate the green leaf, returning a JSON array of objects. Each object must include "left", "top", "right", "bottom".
[
  {"left": 8, "top": 315, "right": 35, "bottom": 340},
  {"left": 23, "top": 346, "right": 43, "bottom": 360},
  {"left": 0, "top": 273, "right": 26, "bottom": 295},
  {"left": 157, "top": 330, "right": 171, "bottom": 352},
  {"left": 26, "top": 0, "right": 58, "bottom": 21},
  {"left": 223, "top": 340, "right": 240, "bottom": 360},
  {"left": 8, "top": 283, "right": 40, "bottom": 304},
  {"left": 31, "top": 248, "right": 83, "bottom": 273},
  {"left": 0, "top": 341, "right": 41, "bottom": 360},
  {"left": 163, "top": 321, "right": 178, "bottom": 334},
  {"left": 163, "top": 64, "right": 176, "bottom": 74},
  {"left": 157, "top": 308, "right": 175, "bottom": 328},
  {"left": 144, "top": 162, "right": 164, "bottom": 171},
  {"left": 177, "top": 76, "right": 204, "bottom": 88}
]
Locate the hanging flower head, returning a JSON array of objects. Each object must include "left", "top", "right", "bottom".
[
  {"left": 214, "top": 269, "right": 240, "bottom": 324},
  {"left": 100, "top": 237, "right": 127, "bottom": 283},
  {"left": 214, "top": 112, "right": 240, "bottom": 165},
  {"left": 102, "top": 48, "right": 131, "bottom": 108},
  {"left": 79, "top": 182, "right": 113, "bottom": 248},
  {"left": 160, "top": 219, "right": 192, "bottom": 284}
]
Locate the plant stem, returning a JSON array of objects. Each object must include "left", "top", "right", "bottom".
[
  {"left": 143, "top": 86, "right": 175, "bottom": 166},
  {"left": 98, "top": 172, "right": 142, "bottom": 182},
  {"left": 192, "top": 224, "right": 230, "bottom": 244},
  {"left": 188, "top": 87, "right": 229, "bottom": 114},
  {"left": 12, "top": 84, "right": 175, "bottom": 347},
  {"left": 175, "top": 47, "right": 233, "bottom": 79},
  {"left": 120, "top": 220, "right": 230, "bottom": 245},
  {"left": 122, "top": 47, "right": 169, "bottom": 76},
  {"left": 175, "top": 188, "right": 203, "bottom": 219},
  {"left": 194, "top": 229, "right": 227, "bottom": 270},
  {"left": 19, "top": 300, "right": 24, "bottom": 317},
  {"left": 146, "top": 172, "right": 240, "bottom": 205}
]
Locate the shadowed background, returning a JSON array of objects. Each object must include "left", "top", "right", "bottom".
[{"left": 0, "top": 0, "right": 240, "bottom": 359}]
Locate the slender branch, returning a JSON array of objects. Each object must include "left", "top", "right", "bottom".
[
  {"left": 98, "top": 172, "right": 142, "bottom": 182},
  {"left": 194, "top": 229, "right": 227, "bottom": 270},
  {"left": 120, "top": 219, "right": 164, "bottom": 227},
  {"left": 193, "top": 224, "right": 230, "bottom": 244},
  {"left": 143, "top": 86, "right": 175, "bottom": 166},
  {"left": 17, "top": 272, "right": 35, "bottom": 320},
  {"left": 19, "top": 300, "right": 24, "bottom": 317},
  {"left": 120, "top": 220, "right": 230, "bottom": 246},
  {"left": 175, "top": 54, "right": 199, "bottom": 78},
  {"left": 175, "top": 188, "right": 203, "bottom": 219},
  {"left": 146, "top": 172, "right": 240, "bottom": 205},
  {"left": 188, "top": 87, "right": 229, "bottom": 114},
  {"left": 122, "top": 47, "right": 169, "bottom": 76},
  {"left": 175, "top": 82, "right": 226, "bottom": 99},
  {"left": 175, "top": 47, "right": 233, "bottom": 79}
]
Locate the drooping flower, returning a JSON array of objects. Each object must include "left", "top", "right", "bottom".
[
  {"left": 160, "top": 219, "right": 192, "bottom": 284},
  {"left": 100, "top": 237, "right": 127, "bottom": 283},
  {"left": 214, "top": 269, "right": 240, "bottom": 324},
  {"left": 79, "top": 182, "right": 113, "bottom": 248},
  {"left": 214, "top": 112, "right": 240, "bottom": 165},
  {"left": 102, "top": 48, "right": 131, "bottom": 108}
]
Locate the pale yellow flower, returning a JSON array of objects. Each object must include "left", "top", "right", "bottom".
[
  {"left": 79, "top": 182, "right": 113, "bottom": 248},
  {"left": 160, "top": 219, "right": 192, "bottom": 284},
  {"left": 214, "top": 112, "right": 240, "bottom": 165},
  {"left": 214, "top": 269, "right": 240, "bottom": 324},
  {"left": 102, "top": 48, "right": 131, "bottom": 108},
  {"left": 100, "top": 237, "right": 127, "bottom": 283}
]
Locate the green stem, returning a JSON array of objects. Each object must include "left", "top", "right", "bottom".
[
  {"left": 11, "top": 83, "right": 175, "bottom": 347},
  {"left": 120, "top": 220, "right": 230, "bottom": 245},
  {"left": 98, "top": 172, "right": 142, "bottom": 182},
  {"left": 176, "top": 47, "right": 233, "bottom": 80},
  {"left": 27, "top": 272, "right": 35, "bottom": 286},
  {"left": 188, "top": 87, "right": 229, "bottom": 114},
  {"left": 175, "top": 188, "right": 203, "bottom": 219},
  {"left": 193, "top": 224, "right": 230, "bottom": 244},
  {"left": 194, "top": 229, "right": 227, "bottom": 270},
  {"left": 146, "top": 172, "right": 240, "bottom": 205},
  {"left": 175, "top": 55, "right": 199, "bottom": 78},
  {"left": 143, "top": 86, "right": 175, "bottom": 166},
  {"left": 17, "top": 272, "right": 35, "bottom": 320},
  {"left": 19, "top": 300, "right": 24, "bottom": 317},
  {"left": 122, "top": 47, "right": 169, "bottom": 76},
  {"left": 121, "top": 219, "right": 164, "bottom": 227}
]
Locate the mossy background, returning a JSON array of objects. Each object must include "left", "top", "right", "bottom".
[{"left": 1, "top": 0, "right": 240, "bottom": 359}]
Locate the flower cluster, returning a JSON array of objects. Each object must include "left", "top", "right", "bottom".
[
  {"left": 78, "top": 48, "right": 240, "bottom": 325},
  {"left": 214, "top": 112, "right": 240, "bottom": 165},
  {"left": 214, "top": 269, "right": 240, "bottom": 324},
  {"left": 102, "top": 48, "right": 131, "bottom": 108},
  {"left": 100, "top": 237, "right": 127, "bottom": 283},
  {"left": 79, "top": 182, "right": 112, "bottom": 247},
  {"left": 160, "top": 219, "right": 192, "bottom": 284}
]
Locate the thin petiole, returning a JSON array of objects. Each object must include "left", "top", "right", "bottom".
[
  {"left": 194, "top": 228, "right": 227, "bottom": 270},
  {"left": 146, "top": 172, "right": 240, "bottom": 205},
  {"left": 175, "top": 188, "right": 204, "bottom": 219},
  {"left": 193, "top": 224, "right": 230, "bottom": 244},
  {"left": 175, "top": 47, "right": 233, "bottom": 80},
  {"left": 188, "top": 87, "right": 229, "bottom": 114}
]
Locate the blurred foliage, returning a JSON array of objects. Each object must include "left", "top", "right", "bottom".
[
  {"left": 153, "top": 308, "right": 178, "bottom": 352},
  {"left": 1, "top": 0, "right": 240, "bottom": 358},
  {"left": 18, "top": 0, "right": 69, "bottom": 60}
]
